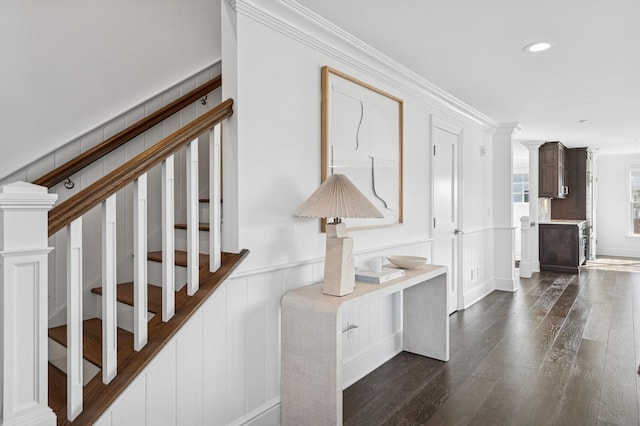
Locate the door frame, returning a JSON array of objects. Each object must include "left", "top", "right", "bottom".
[{"left": 429, "top": 115, "right": 463, "bottom": 313}]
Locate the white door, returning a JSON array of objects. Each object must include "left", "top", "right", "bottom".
[{"left": 432, "top": 126, "right": 459, "bottom": 314}]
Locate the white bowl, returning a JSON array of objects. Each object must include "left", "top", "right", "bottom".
[{"left": 387, "top": 255, "right": 427, "bottom": 269}]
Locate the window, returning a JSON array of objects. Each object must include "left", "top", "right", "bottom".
[
  {"left": 513, "top": 172, "right": 529, "bottom": 203},
  {"left": 632, "top": 169, "right": 640, "bottom": 235}
]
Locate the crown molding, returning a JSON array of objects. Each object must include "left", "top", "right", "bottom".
[
  {"left": 494, "top": 122, "right": 522, "bottom": 138},
  {"left": 519, "top": 140, "right": 545, "bottom": 150},
  {"left": 235, "top": 0, "right": 499, "bottom": 131}
]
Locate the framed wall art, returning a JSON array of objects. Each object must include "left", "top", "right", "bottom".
[{"left": 321, "top": 66, "right": 404, "bottom": 230}]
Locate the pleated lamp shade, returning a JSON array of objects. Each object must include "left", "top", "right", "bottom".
[{"left": 294, "top": 174, "right": 383, "bottom": 220}]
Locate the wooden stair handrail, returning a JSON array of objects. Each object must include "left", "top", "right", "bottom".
[
  {"left": 48, "top": 98, "right": 233, "bottom": 237},
  {"left": 34, "top": 75, "right": 222, "bottom": 189}
]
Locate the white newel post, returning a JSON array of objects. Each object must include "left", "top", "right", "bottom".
[
  {"left": 0, "top": 182, "right": 57, "bottom": 426},
  {"left": 519, "top": 216, "right": 532, "bottom": 278}
]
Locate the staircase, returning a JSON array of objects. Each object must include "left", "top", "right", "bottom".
[
  {"left": 46, "top": 249, "right": 248, "bottom": 425},
  {"left": 0, "top": 76, "right": 248, "bottom": 425}
]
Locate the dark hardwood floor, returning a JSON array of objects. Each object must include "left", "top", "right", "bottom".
[{"left": 343, "top": 258, "right": 640, "bottom": 425}]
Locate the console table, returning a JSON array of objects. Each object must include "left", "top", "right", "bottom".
[{"left": 281, "top": 264, "right": 448, "bottom": 425}]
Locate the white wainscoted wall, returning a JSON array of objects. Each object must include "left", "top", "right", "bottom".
[
  {"left": 596, "top": 153, "right": 640, "bottom": 257},
  {"left": 460, "top": 228, "right": 495, "bottom": 308},
  {"left": 0, "top": 63, "right": 222, "bottom": 326}
]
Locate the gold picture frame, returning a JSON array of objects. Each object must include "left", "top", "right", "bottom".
[{"left": 321, "top": 66, "right": 404, "bottom": 230}]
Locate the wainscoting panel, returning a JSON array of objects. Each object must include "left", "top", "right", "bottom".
[
  {"left": 460, "top": 228, "right": 495, "bottom": 309},
  {"left": 177, "top": 311, "right": 204, "bottom": 425},
  {"left": 203, "top": 280, "right": 228, "bottom": 425},
  {"left": 146, "top": 343, "right": 177, "bottom": 426}
]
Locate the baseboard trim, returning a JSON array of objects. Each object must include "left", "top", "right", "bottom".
[
  {"left": 342, "top": 331, "right": 403, "bottom": 389},
  {"left": 230, "top": 397, "right": 281, "bottom": 426},
  {"left": 494, "top": 277, "right": 517, "bottom": 292},
  {"left": 597, "top": 247, "right": 640, "bottom": 258},
  {"left": 463, "top": 279, "right": 495, "bottom": 309}
]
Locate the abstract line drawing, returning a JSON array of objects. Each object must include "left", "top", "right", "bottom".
[
  {"left": 355, "top": 101, "right": 363, "bottom": 151},
  {"left": 322, "top": 66, "right": 404, "bottom": 230},
  {"left": 370, "top": 156, "right": 390, "bottom": 210}
]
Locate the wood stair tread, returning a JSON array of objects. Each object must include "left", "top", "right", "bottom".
[
  {"left": 147, "top": 250, "right": 208, "bottom": 267},
  {"left": 49, "top": 250, "right": 248, "bottom": 425},
  {"left": 48, "top": 363, "right": 67, "bottom": 416},
  {"left": 91, "top": 282, "right": 189, "bottom": 314},
  {"left": 175, "top": 222, "right": 210, "bottom": 231},
  {"left": 48, "top": 318, "right": 134, "bottom": 369},
  {"left": 91, "top": 283, "right": 162, "bottom": 314}
]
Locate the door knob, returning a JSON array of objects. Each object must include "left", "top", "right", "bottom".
[{"left": 454, "top": 229, "right": 461, "bottom": 235}]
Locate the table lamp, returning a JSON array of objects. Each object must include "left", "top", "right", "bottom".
[{"left": 294, "top": 174, "right": 383, "bottom": 296}]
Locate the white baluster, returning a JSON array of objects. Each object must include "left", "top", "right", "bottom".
[
  {"left": 162, "top": 156, "right": 175, "bottom": 321},
  {"left": 67, "top": 217, "right": 83, "bottom": 420},
  {"left": 133, "top": 174, "right": 148, "bottom": 350},
  {"left": 209, "top": 123, "right": 222, "bottom": 272},
  {"left": 187, "top": 139, "right": 199, "bottom": 295},
  {"left": 102, "top": 195, "right": 117, "bottom": 384}
]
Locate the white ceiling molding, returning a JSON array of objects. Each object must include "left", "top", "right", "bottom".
[
  {"left": 494, "top": 122, "right": 522, "bottom": 139},
  {"left": 235, "top": 0, "right": 499, "bottom": 131}
]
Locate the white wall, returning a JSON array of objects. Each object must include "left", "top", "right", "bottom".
[
  {"left": 0, "top": 0, "right": 221, "bottom": 179},
  {"left": 596, "top": 153, "right": 640, "bottom": 257}
]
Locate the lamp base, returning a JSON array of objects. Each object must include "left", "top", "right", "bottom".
[{"left": 323, "top": 223, "right": 355, "bottom": 296}]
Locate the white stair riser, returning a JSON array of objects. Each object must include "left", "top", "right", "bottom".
[
  {"left": 48, "top": 338, "right": 101, "bottom": 385},
  {"left": 92, "top": 292, "right": 155, "bottom": 334},
  {"left": 199, "top": 204, "right": 210, "bottom": 219},
  {"left": 147, "top": 259, "right": 188, "bottom": 290},
  {"left": 175, "top": 229, "right": 210, "bottom": 254}
]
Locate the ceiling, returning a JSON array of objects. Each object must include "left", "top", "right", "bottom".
[{"left": 296, "top": 0, "right": 640, "bottom": 155}]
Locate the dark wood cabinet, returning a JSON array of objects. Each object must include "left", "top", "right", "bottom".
[
  {"left": 550, "top": 147, "right": 594, "bottom": 258},
  {"left": 551, "top": 148, "right": 592, "bottom": 221},
  {"left": 539, "top": 222, "right": 587, "bottom": 273},
  {"left": 539, "top": 141, "right": 568, "bottom": 198}
]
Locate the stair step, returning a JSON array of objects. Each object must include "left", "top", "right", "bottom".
[
  {"left": 48, "top": 318, "right": 134, "bottom": 369},
  {"left": 147, "top": 250, "right": 208, "bottom": 267},
  {"left": 175, "top": 222, "right": 210, "bottom": 231},
  {"left": 92, "top": 283, "right": 161, "bottom": 314},
  {"left": 91, "top": 282, "right": 188, "bottom": 314}
]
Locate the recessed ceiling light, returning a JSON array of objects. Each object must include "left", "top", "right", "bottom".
[
  {"left": 524, "top": 41, "right": 552, "bottom": 53},
  {"left": 578, "top": 119, "right": 588, "bottom": 124}
]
